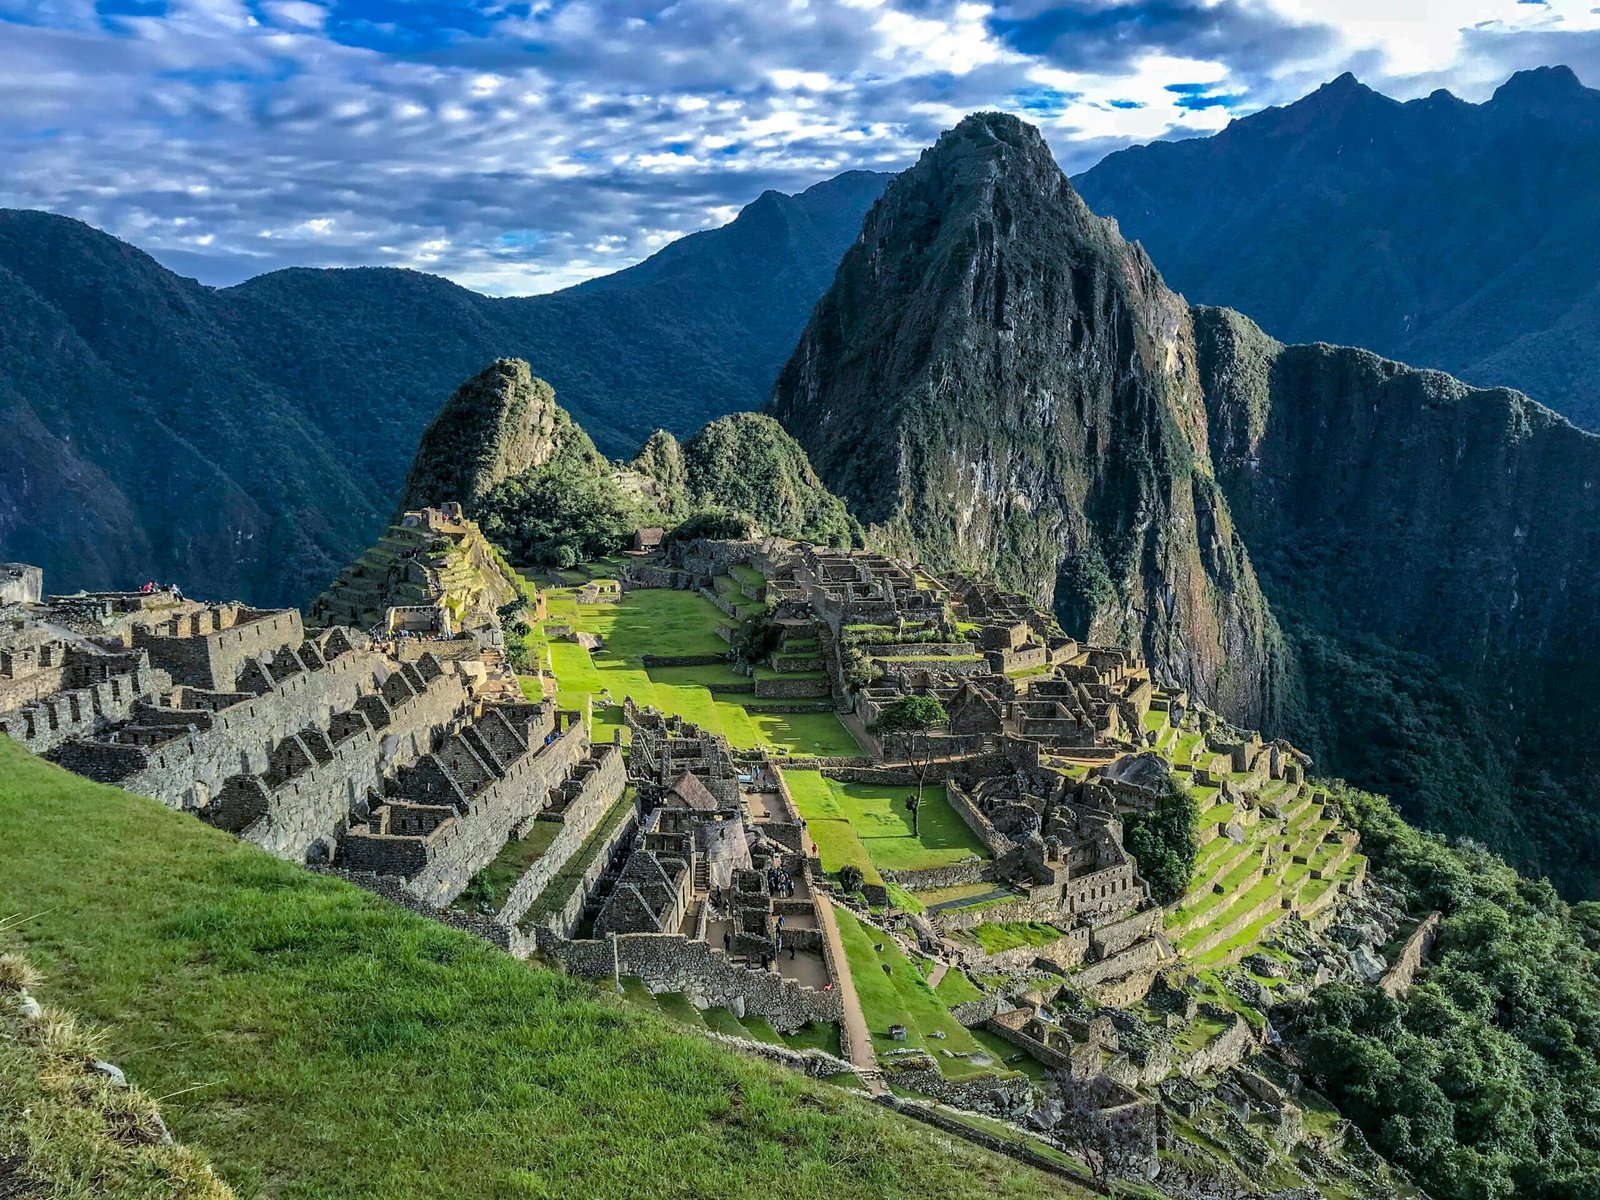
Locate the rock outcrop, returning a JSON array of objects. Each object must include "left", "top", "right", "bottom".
[{"left": 771, "top": 112, "right": 1285, "bottom": 726}]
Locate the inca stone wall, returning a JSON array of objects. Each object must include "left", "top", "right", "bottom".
[
  {"left": 497, "top": 743, "right": 627, "bottom": 926},
  {"left": 544, "top": 933, "right": 844, "bottom": 1033},
  {"left": 53, "top": 640, "right": 389, "bottom": 810},
  {"left": 208, "top": 663, "right": 469, "bottom": 863},
  {"left": 133, "top": 606, "right": 305, "bottom": 690},
  {"left": 386, "top": 719, "right": 592, "bottom": 907}
]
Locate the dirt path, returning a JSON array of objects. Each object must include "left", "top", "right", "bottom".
[
  {"left": 924, "top": 960, "right": 950, "bottom": 990},
  {"left": 815, "top": 894, "right": 886, "bottom": 1096}
]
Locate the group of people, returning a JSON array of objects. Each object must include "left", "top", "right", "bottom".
[
  {"left": 137, "top": 581, "right": 183, "bottom": 601},
  {"left": 766, "top": 866, "right": 797, "bottom": 898}
]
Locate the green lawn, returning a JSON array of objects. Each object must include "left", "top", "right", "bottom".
[
  {"left": 831, "top": 907, "right": 1010, "bottom": 1081},
  {"left": 0, "top": 737, "right": 1059, "bottom": 1200},
  {"left": 535, "top": 587, "right": 860, "bottom": 757},
  {"left": 455, "top": 819, "right": 563, "bottom": 911},
  {"left": 782, "top": 770, "right": 987, "bottom": 878}
]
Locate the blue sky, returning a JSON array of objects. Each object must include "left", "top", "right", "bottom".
[{"left": 2, "top": 0, "right": 1597, "bottom": 293}]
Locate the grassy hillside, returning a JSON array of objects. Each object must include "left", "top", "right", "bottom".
[{"left": 0, "top": 736, "right": 1061, "bottom": 1200}]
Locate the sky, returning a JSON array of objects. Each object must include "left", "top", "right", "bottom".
[{"left": 3, "top": 0, "right": 1599, "bottom": 295}]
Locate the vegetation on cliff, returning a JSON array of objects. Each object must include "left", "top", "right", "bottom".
[
  {"left": 394, "top": 358, "right": 566, "bottom": 517},
  {"left": 1291, "top": 782, "right": 1600, "bottom": 1199},
  {"left": 637, "top": 413, "right": 862, "bottom": 548},
  {"left": 1195, "top": 304, "right": 1600, "bottom": 896}
]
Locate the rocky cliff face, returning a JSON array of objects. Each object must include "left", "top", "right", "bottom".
[
  {"left": 394, "top": 359, "right": 569, "bottom": 516},
  {"left": 771, "top": 112, "right": 1284, "bottom": 724},
  {"left": 1195, "top": 306, "right": 1600, "bottom": 892}
]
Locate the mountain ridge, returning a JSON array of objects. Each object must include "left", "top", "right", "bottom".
[
  {"left": 0, "top": 169, "right": 891, "bottom": 605},
  {"left": 1074, "top": 64, "right": 1600, "bottom": 430}
]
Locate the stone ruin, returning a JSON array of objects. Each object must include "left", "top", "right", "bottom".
[{"left": 0, "top": 567, "right": 625, "bottom": 921}]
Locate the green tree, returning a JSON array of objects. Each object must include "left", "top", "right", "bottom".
[
  {"left": 1121, "top": 788, "right": 1199, "bottom": 904},
  {"left": 869, "top": 695, "right": 949, "bottom": 837}
]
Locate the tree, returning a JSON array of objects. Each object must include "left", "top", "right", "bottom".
[
  {"left": 1122, "top": 787, "right": 1199, "bottom": 904},
  {"left": 1053, "top": 1075, "right": 1149, "bottom": 1190},
  {"left": 869, "top": 695, "right": 949, "bottom": 837}
]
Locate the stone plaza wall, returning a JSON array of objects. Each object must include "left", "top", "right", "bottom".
[
  {"left": 881, "top": 860, "right": 991, "bottom": 891},
  {"left": 544, "top": 932, "right": 843, "bottom": 1033}
]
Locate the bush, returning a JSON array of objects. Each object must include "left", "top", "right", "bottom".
[
  {"left": 1122, "top": 789, "right": 1198, "bottom": 905},
  {"left": 839, "top": 865, "right": 865, "bottom": 894},
  {"left": 666, "top": 506, "right": 758, "bottom": 544}
]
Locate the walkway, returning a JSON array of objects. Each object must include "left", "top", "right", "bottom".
[
  {"left": 925, "top": 887, "right": 1017, "bottom": 915},
  {"left": 814, "top": 893, "right": 886, "bottom": 1096},
  {"left": 924, "top": 960, "right": 950, "bottom": 990}
]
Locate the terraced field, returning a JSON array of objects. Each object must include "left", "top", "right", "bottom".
[{"left": 1167, "top": 777, "right": 1365, "bottom": 968}]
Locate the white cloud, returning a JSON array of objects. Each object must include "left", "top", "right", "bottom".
[{"left": 0, "top": 0, "right": 1596, "bottom": 293}]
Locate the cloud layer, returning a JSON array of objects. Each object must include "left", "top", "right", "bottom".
[{"left": 1, "top": 0, "right": 1596, "bottom": 293}]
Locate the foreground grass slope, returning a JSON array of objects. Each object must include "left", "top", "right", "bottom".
[
  {"left": 0, "top": 737, "right": 1060, "bottom": 1200},
  {"left": 0, "top": 950, "right": 235, "bottom": 1200}
]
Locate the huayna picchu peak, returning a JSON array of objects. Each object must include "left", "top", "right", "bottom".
[
  {"left": 771, "top": 109, "right": 1286, "bottom": 730},
  {"left": 9, "top": 47, "right": 1600, "bottom": 1200}
]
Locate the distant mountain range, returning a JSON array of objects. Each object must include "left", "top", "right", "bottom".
[
  {"left": 0, "top": 170, "right": 888, "bottom": 605},
  {"left": 1075, "top": 65, "right": 1600, "bottom": 430}
]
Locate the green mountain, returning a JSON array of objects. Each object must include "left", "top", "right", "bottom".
[
  {"left": 0, "top": 170, "right": 888, "bottom": 605},
  {"left": 635, "top": 413, "right": 863, "bottom": 549},
  {"left": 1074, "top": 65, "right": 1600, "bottom": 430},
  {"left": 1195, "top": 305, "right": 1600, "bottom": 896},
  {"left": 393, "top": 359, "right": 860, "bottom": 563},
  {"left": 770, "top": 112, "right": 1286, "bottom": 728},
  {"left": 770, "top": 111, "right": 1600, "bottom": 899}
]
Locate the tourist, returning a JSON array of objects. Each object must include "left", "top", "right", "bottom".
[
  {"left": 169, "top": 582, "right": 184, "bottom": 602},
  {"left": 722, "top": 930, "right": 731, "bottom": 951}
]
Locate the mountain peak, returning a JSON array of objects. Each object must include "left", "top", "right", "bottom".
[
  {"left": 1491, "top": 64, "right": 1587, "bottom": 108},
  {"left": 931, "top": 111, "right": 1055, "bottom": 166},
  {"left": 394, "top": 357, "right": 570, "bottom": 517}
]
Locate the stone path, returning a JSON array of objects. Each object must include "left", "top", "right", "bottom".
[
  {"left": 925, "top": 887, "right": 1016, "bottom": 915},
  {"left": 814, "top": 894, "right": 886, "bottom": 1096},
  {"left": 924, "top": 960, "right": 950, "bottom": 990}
]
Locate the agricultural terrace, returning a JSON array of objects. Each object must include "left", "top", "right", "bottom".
[
  {"left": 520, "top": 566, "right": 861, "bottom": 757},
  {"left": 1146, "top": 691, "right": 1368, "bottom": 973},
  {"left": 0, "top": 738, "right": 1065, "bottom": 1200}
]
